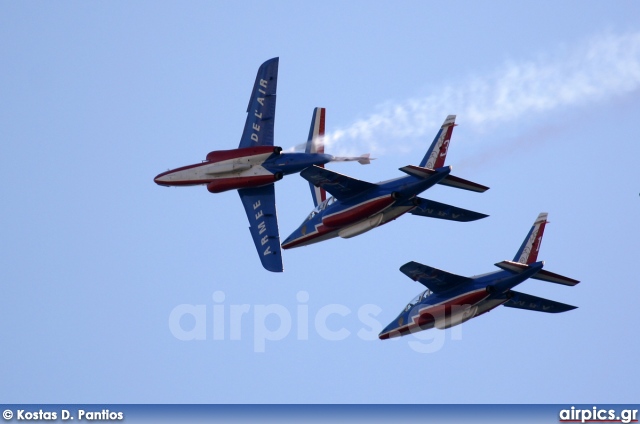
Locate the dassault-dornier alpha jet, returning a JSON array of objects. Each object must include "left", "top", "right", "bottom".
[
  {"left": 379, "top": 213, "right": 580, "bottom": 339},
  {"left": 281, "top": 115, "right": 489, "bottom": 249},
  {"left": 153, "top": 58, "right": 368, "bottom": 272}
]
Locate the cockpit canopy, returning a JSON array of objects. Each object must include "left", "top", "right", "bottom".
[
  {"left": 404, "top": 289, "right": 433, "bottom": 312},
  {"left": 306, "top": 196, "right": 337, "bottom": 220}
]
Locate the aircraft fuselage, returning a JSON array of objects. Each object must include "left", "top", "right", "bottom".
[
  {"left": 378, "top": 263, "right": 545, "bottom": 339},
  {"left": 281, "top": 168, "right": 451, "bottom": 249},
  {"left": 154, "top": 146, "right": 334, "bottom": 193}
]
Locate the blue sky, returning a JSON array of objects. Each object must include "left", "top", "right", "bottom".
[{"left": 2, "top": 2, "right": 640, "bottom": 403}]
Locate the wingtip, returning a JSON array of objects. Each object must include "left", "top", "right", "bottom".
[
  {"left": 474, "top": 213, "right": 490, "bottom": 221},
  {"left": 261, "top": 57, "right": 280, "bottom": 67},
  {"left": 553, "top": 304, "right": 577, "bottom": 313},
  {"left": 264, "top": 262, "right": 284, "bottom": 273},
  {"left": 268, "top": 268, "right": 284, "bottom": 273}
]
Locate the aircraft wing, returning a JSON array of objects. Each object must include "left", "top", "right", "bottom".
[
  {"left": 400, "top": 261, "right": 473, "bottom": 294},
  {"left": 238, "top": 184, "right": 283, "bottom": 272},
  {"left": 503, "top": 291, "right": 577, "bottom": 313},
  {"left": 409, "top": 197, "right": 488, "bottom": 222},
  {"left": 238, "top": 58, "right": 279, "bottom": 148},
  {"left": 300, "top": 165, "right": 377, "bottom": 201}
]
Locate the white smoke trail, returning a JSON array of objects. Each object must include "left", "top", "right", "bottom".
[{"left": 322, "top": 31, "right": 640, "bottom": 157}]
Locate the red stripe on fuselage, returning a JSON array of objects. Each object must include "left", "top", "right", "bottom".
[
  {"left": 282, "top": 205, "right": 414, "bottom": 249},
  {"left": 412, "top": 290, "right": 488, "bottom": 323},
  {"left": 281, "top": 222, "right": 336, "bottom": 249},
  {"left": 206, "top": 175, "right": 276, "bottom": 193},
  {"left": 155, "top": 147, "right": 276, "bottom": 187},
  {"left": 205, "top": 146, "right": 277, "bottom": 162},
  {"left": 382, "top": 289, "right": 488, "bottom": 338},
  {"left": 322, "top": 195, "right": 395, "bottom": 228}
]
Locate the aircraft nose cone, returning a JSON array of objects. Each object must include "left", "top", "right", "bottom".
[
  {"left": 154, "top": 172, "right": 171, "bottom": 186},
  {"left": 378, "top": 319, "right": 402, "bottom": 340},
  {"left": 281, "top": 228, "right": 299, "bottom": 248},
  {"left": 281, "top": 236, "right": 293, "bottom": 249},
  {"left": 281, "top": 228, "right": 305, "bottom": 249},
  {"left": 378, "top": 332, "right": 391, "bottom": 340}
]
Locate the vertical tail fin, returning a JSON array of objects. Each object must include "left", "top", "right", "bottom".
[
  {"left": 513, "top": 213, "right": 548, "bottom": 264},
  {"left": 306, "top": 107, "right": 327, "bottom": 207},
  {"left": 419, "top": 115, "right": 456, "bottom": 168},
  {"left": 305, "top": 107, "right": 325, "bottom": 155}
]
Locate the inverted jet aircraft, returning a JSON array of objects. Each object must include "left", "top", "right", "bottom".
[
  {"left": 154, "top": 58, "right": 368, "bottom": 272},
  {"left": 379, "top": 213, "right": 580, "bottom": 339},
  {"left": 281, "top": 115, "right": 489, "bottom": 249}
]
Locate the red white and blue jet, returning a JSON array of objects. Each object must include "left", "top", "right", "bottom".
[
  {"left": 153, "top": 58, "right": 368, "bottom": 272},
  {"left": 281, "top": 115, "right": 489, "bottom": 249},
  {"left": 379, "top": 213, "right": 580, "bottom": 339}
]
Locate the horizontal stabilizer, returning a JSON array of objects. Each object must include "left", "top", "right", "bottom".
[
  {"left": 399, "top": 165, "right": 489, "bottom": 193},
  {"left": 495, "top": 260, "right": 536, "bottom": 273},
  {"left": 410, "top": 198, "right": 488, "bottom": 222},
  {"left": 531, "top": 269, "right": 580, "bottom": 286},
  {"left": 300, "top": 165, "right": 377, "bottom": 201},
  {"left": 400, "top": 261, "right": 473, "bottom": 294},
  {"left": 439, "top": 174, "right": 490, "bottom": 192},
  {"left": 399, "top": 165, "right": 436, "bottom": 178},
  {"left": 504, "top": 291, "right": 577, "bottom": 313},
  {"left": 495, "top": 260, "right": 579, "bottom": 286}
]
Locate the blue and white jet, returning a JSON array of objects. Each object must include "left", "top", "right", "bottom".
[
  {"left": 154, "top": 58, "right": 368, "bottom": 272},
  {"left": 282, "top": 115, "right": 489, "bottom": 249},
  {"left": 379, "top": 213, "right": 580, "bottom": 339}
]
